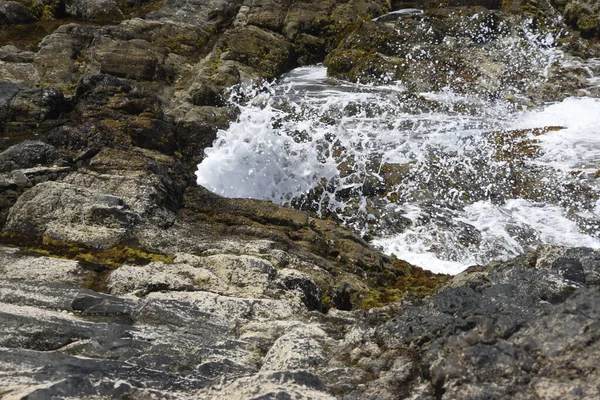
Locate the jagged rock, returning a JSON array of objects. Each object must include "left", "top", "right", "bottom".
[{"left": 0, "top": 1, "right": 35, "bottom": 24}]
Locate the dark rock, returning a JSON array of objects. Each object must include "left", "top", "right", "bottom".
[
  {"left": 0, "top": 81, "right": 23, "bottom": 130},
  {"left": 278, "top": 268, "right": 323, "bottom": 311},
  {"left": 0, "top": 140, "right": 59, "bottom": 172},
  {"left": 0, "top": 1, "right": 36, "bottom": 25},
  {"left": 332, "top": 283, "right": 354, "bottom": 311},
  {"left": 554, "top": 257, "right": 586, "bottom": 284},
  {"left": 7, "top": 86, "right": 67, "bottom": 122},
  {"left": 47, "top": 121, "right": 133, "bottom": 151}
]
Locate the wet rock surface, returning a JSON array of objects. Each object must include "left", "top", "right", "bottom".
[{"left": 0, "top": 0, "right": 599, "bottom": 398}]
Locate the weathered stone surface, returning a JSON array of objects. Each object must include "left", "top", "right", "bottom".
[
  {"left": 325, "top": 6, "right": 588, "bottom": 103},
  {"left": 64, "top": 0, "right": 123, "bottom": 22},
  {"left": 4, "top": 181, "right": 138, "bottom": 248},
  {"left": 199, "top": 370, "right": 335, "bottom": 399},
  {"left": 0, "top": 44, "right": 35, "bottom": 63},
  {"left": 34, "top": 24, "right": 98, "bottom": 85},
  {"left": 146, "top": 0, "right": 243, "bottom": 28}
]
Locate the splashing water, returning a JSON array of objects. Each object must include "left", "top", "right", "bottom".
[{"left": 197, "top": 28, "right": 600, "bottom": 275}]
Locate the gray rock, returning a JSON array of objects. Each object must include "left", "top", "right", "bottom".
[
  {"left": 146, "top": 0, "right": 243, "bottom": 28},
  {"left": 0, "top": 45, "right": 35, "bottom": 63},
  {"left": 4, "top": 181, "right": 138, "bottom": 249},
  {"left": 198, "top": 370, "right": 334, "bottom": 399},
  {"left": 64, "top": 0, "right": 124, "bottom": 22},
  {"left": 261, "top": 325, "right": 327, "bottom": 371}
]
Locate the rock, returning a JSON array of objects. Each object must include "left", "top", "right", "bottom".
[
  {"left": 0, "top": 245, "right": 83, "bottom": 285},
  {"left": 0, "top": 81, "right": 23, "bottom": 130},
  {"left": 198, "top": 370, "right": 334, "bottom": 399},
  {"left": 0, "top": 140, "right": 59, "bottom": 172},
  {"left": 64, "top": 0, "right": 124, "bottom": 22},
  {"left": 325, "top": 7, "right": 584, "bottom": 102},
  {"left": 6, "top": 86, "right": 67, "bottom": 122},
  {"left": 261, "top": 325, "right": 327, "bottom": 371},
  {"left": 0, "top": 44, "right": 35, "bottom": 63},
  {"left": 136, "top": 290, "right": 304, "bottom": 322},
  {"left": 34, "top": 24, "right": 98, "bottom": 85},
  {"left": 146, "top": 0, "right": 243, "bottom": 28},
  {"left": 0, "top": 1, "right": 36, "bottom": 24},
  {"left": 186, "top": 25, "right": 294, "bottom": 105},
  {"left": 106, "top": 258, "right": 218, "bottom": 295},
  {"left": 562, "top": 0, "right": 600, "bottom": 38},
  {"left": 276, "top": 268, "right": 323, "bottom": 311},
  {"left": 1, "top": 0, "right": 599, "bottom": 398},
  {"left": 4, "top": 181, "right": 138, "bottom": 249},
  {"left": 97, "top": 43, "right": 166, "bottom": 82}
]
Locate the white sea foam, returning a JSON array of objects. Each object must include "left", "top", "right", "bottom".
[
  {"left": 512, "top": 97, "right": 600, "bottom": 171},
  {"left": 197, "top": 58, "right": 600, "bottom": 274}
]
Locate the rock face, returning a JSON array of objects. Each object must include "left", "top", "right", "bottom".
[{"left": 0, "top": 0, "right": 600, "bottom": 398}]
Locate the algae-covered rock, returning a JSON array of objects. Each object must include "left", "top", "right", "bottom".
[{"left": 563, "top": 0, "right": 600, "bottom": 37}]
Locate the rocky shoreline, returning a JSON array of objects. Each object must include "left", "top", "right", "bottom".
[{"left": 1, "top": 0, "right": 600, "bottom": 398}]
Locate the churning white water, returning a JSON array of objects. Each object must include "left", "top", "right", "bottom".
[{"left": 196, "top": 60, "right": 600, "bottom": 275}]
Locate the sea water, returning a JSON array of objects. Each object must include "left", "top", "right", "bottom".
[{"left": 196, "top": 59, "right": 600, "bottom": 275}]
